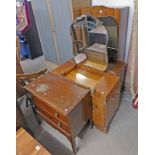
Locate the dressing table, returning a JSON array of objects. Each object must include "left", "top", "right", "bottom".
[
  {"left": 23, "top": 5, "right": 128, "bottom": 154},
  {"left": 52, "top": 6, "right": 127, "bottom": 133}
]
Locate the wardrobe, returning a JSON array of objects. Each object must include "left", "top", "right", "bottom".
[{"left": 31, "top": 0, "right": 91, "bottom": 64}]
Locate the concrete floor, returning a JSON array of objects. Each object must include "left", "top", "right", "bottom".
[
  {"left": 20, "top": 56, "right": 57, "bottom": 73},
  {"left": 35, "top": 91, "right": 138, "bottom": 155},
  {"left": 19, "top": 56, "right": 138, "bottom": 155}
]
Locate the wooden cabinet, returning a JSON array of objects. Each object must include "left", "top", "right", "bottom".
[
  {"left": 93, "top": 75, "right": 121, "bottom": 133},
  {"left": 16, "top": 128, "right": 51, "bottom": 155},
  {"left": 25, "top": 73, "right": 92, "bottom": 153},
  {"left": 31, "top": 0, "right": 92, "bottom": 64}
]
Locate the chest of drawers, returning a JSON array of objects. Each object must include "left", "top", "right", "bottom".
[{"left": 25, "top": 73, "right": 92, "bottom": 153}]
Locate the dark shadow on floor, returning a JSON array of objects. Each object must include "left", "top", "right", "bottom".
[{"left": 36, "top": 128, "right": 74, "bottom": 155}]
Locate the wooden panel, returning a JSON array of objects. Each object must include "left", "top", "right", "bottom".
[
  {"left": 95, "top": 72, "right": 119, "bottom": 98},
  {"left": 105, "top": 82, "right": 121, "bottom": 127},
  {"left": 72, "top": 0, "right": 92, "bottom": 19},
  {"left": 69, "top": 94, "right": 92, "bottom": 137},
  {"left": 92, "top": 96, "right": 105, "bottom": 131},
  {"left": 108, "top": 60, "right": 125, "bottom": 76},
  {"left": 83, "top": 60, "right": 106, "bottom": 72},
  {"left": 52, "top": 60, "right": 76, "bottom": 76},
  {"left": 78, "top": 61, "right": 106, "bottom": 76},
  {"left": 16, "top": 128, "right": 51, "bottom": 155},
  {"left": 91, "top": 6, "right": 114, "bottom": 17},
  {"left": 80, "top": 6, "right": 120, "bottom": 29},
  {"left": 65, "top": 67, "right": 102, "bottom": 93},
  {"left": 92, "top": 77, "right": 121, "bottom": 133}
]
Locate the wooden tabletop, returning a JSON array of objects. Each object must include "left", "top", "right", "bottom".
[
  {"left": 16, "top": 128, "right": 51, "bottom": 155},
  {"left": 25, "top": 73, "right": 90, "bottom": 116}
]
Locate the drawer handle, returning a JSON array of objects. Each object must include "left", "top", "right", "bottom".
[
  {"left": 54, "top": 112, "right": 58, "bottom": 118},
  {"left": 57, "top": 122, "right": 61, "bottom": 127}
]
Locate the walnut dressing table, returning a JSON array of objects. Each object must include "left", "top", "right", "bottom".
[{"left": 24, "top": 73, "right": 92, "bottom": 153}]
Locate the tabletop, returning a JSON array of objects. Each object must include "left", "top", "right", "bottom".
[
  {"left": 16, "top": 128, "right": 51, "bottom": 155},
  {"left": 25, "top": 73, "right": 90, "bottom": 116}
]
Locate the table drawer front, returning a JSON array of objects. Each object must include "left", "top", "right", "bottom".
[
  {"left": 33, "top": 96, "right": 68, "bottom": 124},
  {"left": 36, "top": 108, "right": 71, "bottom": 135},
  {"left": 36, "top": 105, "right": 70, "bottom": 133}
]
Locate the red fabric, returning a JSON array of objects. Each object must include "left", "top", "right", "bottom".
[{"left": 132, "top": 93, "right": 138, "bottom": 109}]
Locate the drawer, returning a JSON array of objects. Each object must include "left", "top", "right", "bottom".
[
  {"left": 37, "top": 109, "right": 71, "bottom": 135},
  {"left": 33, "top": 96, "right": 68, "bottom": 124},
  {"left": 36, "top": 105, "right": 70, "bottom": 131}
]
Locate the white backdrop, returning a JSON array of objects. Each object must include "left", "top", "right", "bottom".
[{"left": 92, "top": 0, "right": 134, "bottom": 62}]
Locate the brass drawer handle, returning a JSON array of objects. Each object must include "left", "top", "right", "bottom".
[
  {"left": 57, "top": 122, "right": 61, "bottom": 127},
  {"left": 99, "top": 10, "right": 103, "bottom": 14},
  {"left": 54, "top": 112, "right": 58, "bottom": 118}
]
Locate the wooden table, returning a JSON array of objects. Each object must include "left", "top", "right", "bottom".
[
  {"left": 25, "top": 73, "right": 92, "bottom": 153},
  {"left": 16, "top": 128, "right": 51, "bottom": 155}
]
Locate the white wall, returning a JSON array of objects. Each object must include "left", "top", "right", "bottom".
[{"left": 92, "top": 0, "right": 134, "bottom": 62}]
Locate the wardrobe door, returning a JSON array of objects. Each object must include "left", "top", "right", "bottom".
[
  {"left": 31, "top": 0, "right": 59, "bottom": 64},
  {"left": 50, "top": 0, "right": 73, "bottom": 64}
]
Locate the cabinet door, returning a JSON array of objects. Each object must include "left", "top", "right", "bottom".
[
  {"left": 31, "top": 0, "right": 59, "bottom": 64},
  {"left": 49, "top": 0, "right": 73, "bottom": 64}
]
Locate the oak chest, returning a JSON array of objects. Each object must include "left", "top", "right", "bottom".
[{"left": 25, "top": 73, "right": 92, "bottom": 153}]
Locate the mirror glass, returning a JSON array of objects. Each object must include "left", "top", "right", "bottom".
[
  {"left": 99, "top": 17, "right": 118, "bottom": 49},
  {"left": 99, "top": 16, "right": 118, "bottom": 62}
]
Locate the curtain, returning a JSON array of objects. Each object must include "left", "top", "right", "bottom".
[{"left": 125, "top": 0, "right": 138, "bottom": 108}]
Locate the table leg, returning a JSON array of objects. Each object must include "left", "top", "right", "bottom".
[{"left": 70, "top": 136, "right": 77, "bottom": 154}]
